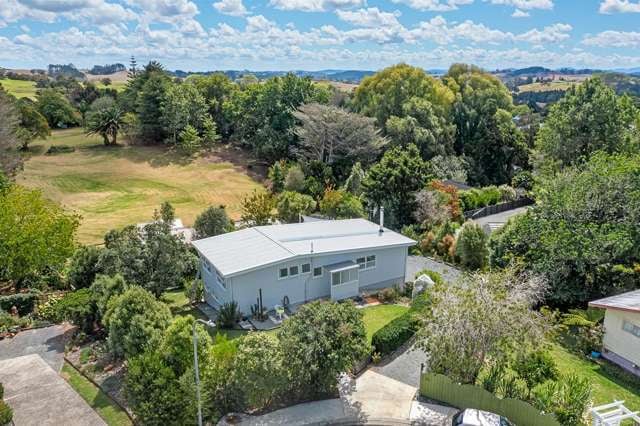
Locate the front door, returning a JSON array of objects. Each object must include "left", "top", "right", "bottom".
[{"left": 330, "top": 267, "right": 359, "bottom": 300}]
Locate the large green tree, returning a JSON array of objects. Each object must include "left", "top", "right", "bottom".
[
  {"left": 193, "top": 205, "right": 233, "bottom": 239},
  {"left": 135, "top": 70, "right": 172, "bottom": 143},
  {"left": 363, "top": 144, "right": 428, "bottom": 228},
  {"left": 85, "top": 96, "right": 123, "bottom": 146},
  {"left": 536, "top": 77, "right": 639, "bottom": 169},
  {"left": 36, "top": 88, "right": 78, "bottom": 128},
  {"left": 352, "top": 63, "right": 455, "bottom": 159},
  {"left": 161, "top": 83, "right": 210, "bottom": 145},
  {"left": 225, "top": 74, "right": 330, "bottom": 161},
  {"left": 0, "top": 88, "right": 22, "bottom": 176},
  {"left": 15, "top": 98, "right": 50, "bottom": 150},
  {"left": 490, "top": 152, "right": 640, "bottom": 307},
  {"left": 190, "top": 73, "right": 237, "bottom": 138},
  {"left": 276, "top": 191, "right": 316, "bottom": 223},
  {"left": 98, "top": 219, "right": 197, "bottom": 297},
  {"left": 278, "top": 301, "right": 368, "bottom": 398},
  {"left": 0, "top": 184, "right": 79, "bottom": 290},
  {"left": 293, "top": 103, "right": 385, "bottom": 180},
  {"left": 445, "top": 64, "right": 528, "bottom": 185}
]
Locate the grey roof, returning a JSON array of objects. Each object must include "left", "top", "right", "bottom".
[
  {"left": 192, "top": 218, "right": 415, "bottom": 277},
  {"left": 589, "top": 290, "right": 640, "bottom": 313}
]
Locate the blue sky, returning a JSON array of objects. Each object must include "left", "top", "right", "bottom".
[{"left": 1, "top": 0, "right": 640, "bottom": 71}]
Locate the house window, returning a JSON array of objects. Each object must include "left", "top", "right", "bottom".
[
  {"left": 301, "top": 263, "right": 311, "bottom": 274},
  {"left": 366, "top": 255, "right": 376, "bottom": 269},
  {"left": 622, "top": 320, "right": 640, "bottom": 338},
  {"left": 331, "top": 268, "right": 358, "bottom": 286},
  {"left": 289, "top": 266, "right": 299, "bottom": 277},
  {"left": 313, "top": 266, "right": 323, "bottom": 278},
  {"left": 203, "top": 259, "right": 212, "bottom": 273},
  {"left": 356, "top": 257, "right": 366, "bottom": 269},
  {"left": 279, "top": 268, "right": 288, "bottom": 279}
]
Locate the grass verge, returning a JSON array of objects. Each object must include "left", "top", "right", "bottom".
[
  {"left": 0, "top": 78, "right": 37, "bottom": 99},
  {"left": 550, "top": 344, "right": 640, "bottom": 411},
  {"left": 61, "top": 361, "right": 132, "bottom": 426},
  {"left": 361, "top": 304, "right": 410, "bottom": 344}
]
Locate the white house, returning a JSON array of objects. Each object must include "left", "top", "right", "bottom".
[
  {"left": 191, "top": 217, "right": 415, "bottom": 315},
  {"left": 589, "top": 290, "right": 640, "bottom": 377}
]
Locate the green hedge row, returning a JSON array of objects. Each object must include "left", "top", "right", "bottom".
[
  {"left": 371, "top": 312, "right": 420, "bottom": 355},
  {"left": 0, "top": 292, "right": 39, "bottom": 316}
]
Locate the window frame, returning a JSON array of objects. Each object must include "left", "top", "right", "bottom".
[
  {"left": 356, "top": 257, "right": 366, "bottom": 270},
  {"left": 366, "top": 255, "right": 376, "bottom": 269},
  {"left": 622, "top": 320, "right": 640, "bottom": 338},
  {"left": 278, "top": 267, "right": 289, "bottom": 280},
  {"left": 301, "top": 263, "right": 311, "bottom": 274},
  {"left": 289, "top": 265, "right": 299, "bottom": 277},
  {"left": 313, "top": 266, "right": 323, "bottom": 278}
]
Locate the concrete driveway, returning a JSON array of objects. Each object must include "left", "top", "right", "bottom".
[
  {"left": 371, "top": 343, "right": 426, "bottom": 388},
  {"left": 0, "top": 324, "right": 73, "bottom": 371},
  {"left": 0, "top": 354, "right": 106, "bottom": 426},
  {"left": 406, "top": 256, "right": 461, "bottom": 283}
]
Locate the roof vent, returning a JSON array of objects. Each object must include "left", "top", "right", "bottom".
[
  {"left": 310, "top": 241, "right": 314, "bottom": 253},
  {"left": 379, "top": 206, "right": 384, "bottom": 234}
]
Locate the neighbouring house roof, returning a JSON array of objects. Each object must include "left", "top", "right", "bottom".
[
  {"left": 192, "top": 218, "right": 415, "bottom": 278},
  {"left": 589, "top": 290, "right": 640, "bottom": 314}
]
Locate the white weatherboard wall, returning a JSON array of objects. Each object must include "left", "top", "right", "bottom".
[
  {"left": 204, "top": 246, "right": 407, "bottom": 315},
  {"left": 602, "top": 309, "right": 640, "bottom": 367}
]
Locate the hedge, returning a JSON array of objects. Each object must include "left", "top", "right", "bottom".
[
  {"left": 0, "top": 383, "right": 12, "bottom": 426},
  {"left": 459, "top": 186, "right": 504, "bottom": 211},
  {"left": 0, "top": 292, "right": 39, "bottom": 316},
  {"left": 371, "top": 312, "right": 420, "bottom": 355},
  {"left": 420, "top": 373, "right": 560, "bottom": 426}
]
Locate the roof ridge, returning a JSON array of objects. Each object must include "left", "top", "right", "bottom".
[{"left": 253, "top": 226, "right": 298, "bottom": 256}]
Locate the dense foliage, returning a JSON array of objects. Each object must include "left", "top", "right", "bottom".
[
  {"left": 193, "top": 205, "right": 233, "bottom": 239},
  {"left": 490, "top": 152, "right": 640, "bottom": 307}
]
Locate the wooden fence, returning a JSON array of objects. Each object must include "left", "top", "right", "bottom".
[{"left": 420, "top": 373, "right": 560, "bottom": 426}]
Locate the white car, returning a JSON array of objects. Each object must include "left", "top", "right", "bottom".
[{"left": 452, "top": 409, "right": 512, "bottom": 426}]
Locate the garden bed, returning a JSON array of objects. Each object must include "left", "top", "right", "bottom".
[{"left": 65, "top": 340, "right": 130, "bottom": 416}]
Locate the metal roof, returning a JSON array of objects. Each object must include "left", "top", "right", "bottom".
[
  {"left": 589, "top": 290, "right": 640, "bottom": 313},
  {"left": 192, "top": 218, "right": 415, "bottom": 277},
  {"left": 324, "top": 260, "right": 358, "bottom": 273}
]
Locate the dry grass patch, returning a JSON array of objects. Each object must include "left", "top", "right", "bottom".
[{"left": 18, "top": 128, "right": 263, "bottom": 244}]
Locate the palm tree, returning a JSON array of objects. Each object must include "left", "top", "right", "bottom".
[{"left": 85, "top": 97, "right": 123, "bottom": 146}]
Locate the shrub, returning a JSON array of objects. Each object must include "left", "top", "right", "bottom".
[
  {"left": 0, "top": 400, "right": 12, "bottom": 426},
  {"left": 67, "top": 245, "right": 103, "bottom": 289},
  {"left": 54, "top": 289, "right": 97, "bottom": 333},
  {"left": 377, "top": 287, "right": 398, "bottom": 303},
  {"left": 414, "top": 269, "right": 444, "bottom": 285},
  {"left": 45, "top": 144, "right": 75, "bottom": 154},
  {"left": 278, "top": 301, "right": 368, "bottom": 398},
  {"left": 455, "top": 222, "right": 489, "bottom": 270},
  {"left": 498, "top": 184, "right": 517, "bottom": 202},
  {"left": 284, "top": 164, "right": 305, "bottom": 192},
  {"left": 125, "top": 350, "right": 191, "bottom": 425},
  {"left": 513, "top": 350, "right": 559, "bottom": 396},
  {"left": 104, "top": 286, "right": 171, "bottom": 359},
  {"left": 233, "top": 332, "right": 286, "bottom": 410},
  {"left": 35, "top": 293, "right": 64, "bottom": 322},
  {"left": 218, "top": 301, "right": 240, "bottom": 329},
  {"left": 0, "top": 310, "right": 31, "bottom": 333},
  {"left": 533, "top": 374, "right": 592, "bottom": 426},
  {"left": 371, "top": 312, "right": 420, "bottom": 355},
  {"left": 193, "top": 205, "right": 232, "bottom": 239},
  {"left": 0, "top": 292, "right": 39, "bottom": 316}
]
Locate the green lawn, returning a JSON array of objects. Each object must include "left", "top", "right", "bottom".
[
  {"left": 94, "top": 80, "right": 128, "bottom": 92},
  {"left": 361, "top": 304, "right": 409, "bottom": 343},
  {"left": 551, "top": 344, "right": 640, "bottom": 411},
  {"left": 18, "top": 128, "right": 262, "bottom": 243},
  {"left": 1, "top": 78, "right": 37, "bottom": 99},
  {"left": 61, "top": 362, "right": 132, "bottom": 426}
]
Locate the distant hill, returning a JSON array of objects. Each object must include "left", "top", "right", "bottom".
[{"left": 172, "top": 69, "right": 375, "bottom": 83}]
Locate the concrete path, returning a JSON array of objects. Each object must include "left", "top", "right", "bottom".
[
  {"left": 371, "top": 343, "right": 426, "bottom": 388},
  {"left": 0, "top": 354, "right": 106, "bottom": 426},
  {"left": 342, "top": 370, "right": 418, "bottom": 421},
  {"left": 406, "top": 256, "right": 461, "bottom": 284},
  {"left": 410, "top": 401, "right": 458, "bottom": 424},
  {"left": 0, "top": 324, "right": 73, "bottom": 371}
]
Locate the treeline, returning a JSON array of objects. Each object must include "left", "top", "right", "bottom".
[{"left": 88, "top": 63, "right": 126, "bottom": 75}]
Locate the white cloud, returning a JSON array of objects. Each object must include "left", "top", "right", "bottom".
[
  {"left": 11, "top": 0, "right": 137, "bottom": 25},
  {"left": 336, "top": 7, "right": 401, "bottom": 27},
  {"left": 269, "top": 0, "right": 364, "bottom": 12},
  {"left": 515, "top": 23, "right": 571, "bottom": 43},
  {"left": 583, "top": 30, "right": 640, "bottom": 47},
  {"left": 487, "top": 0, "right": 553, "bottom": 10},
  {"left": 391, "top": 0, "right": 473, "bottom": 11},
  {"left": 511, "top": 8, "right": 529, "bottom": 17},
  {"left": 125, "top": 0, "right": 199, "bottom": 17},
  {"left": 213, "top": 0, "right": 247, "bottom": 16},
  {"left": 599, "top": 0, "right": 640, "bottom": 13}
]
